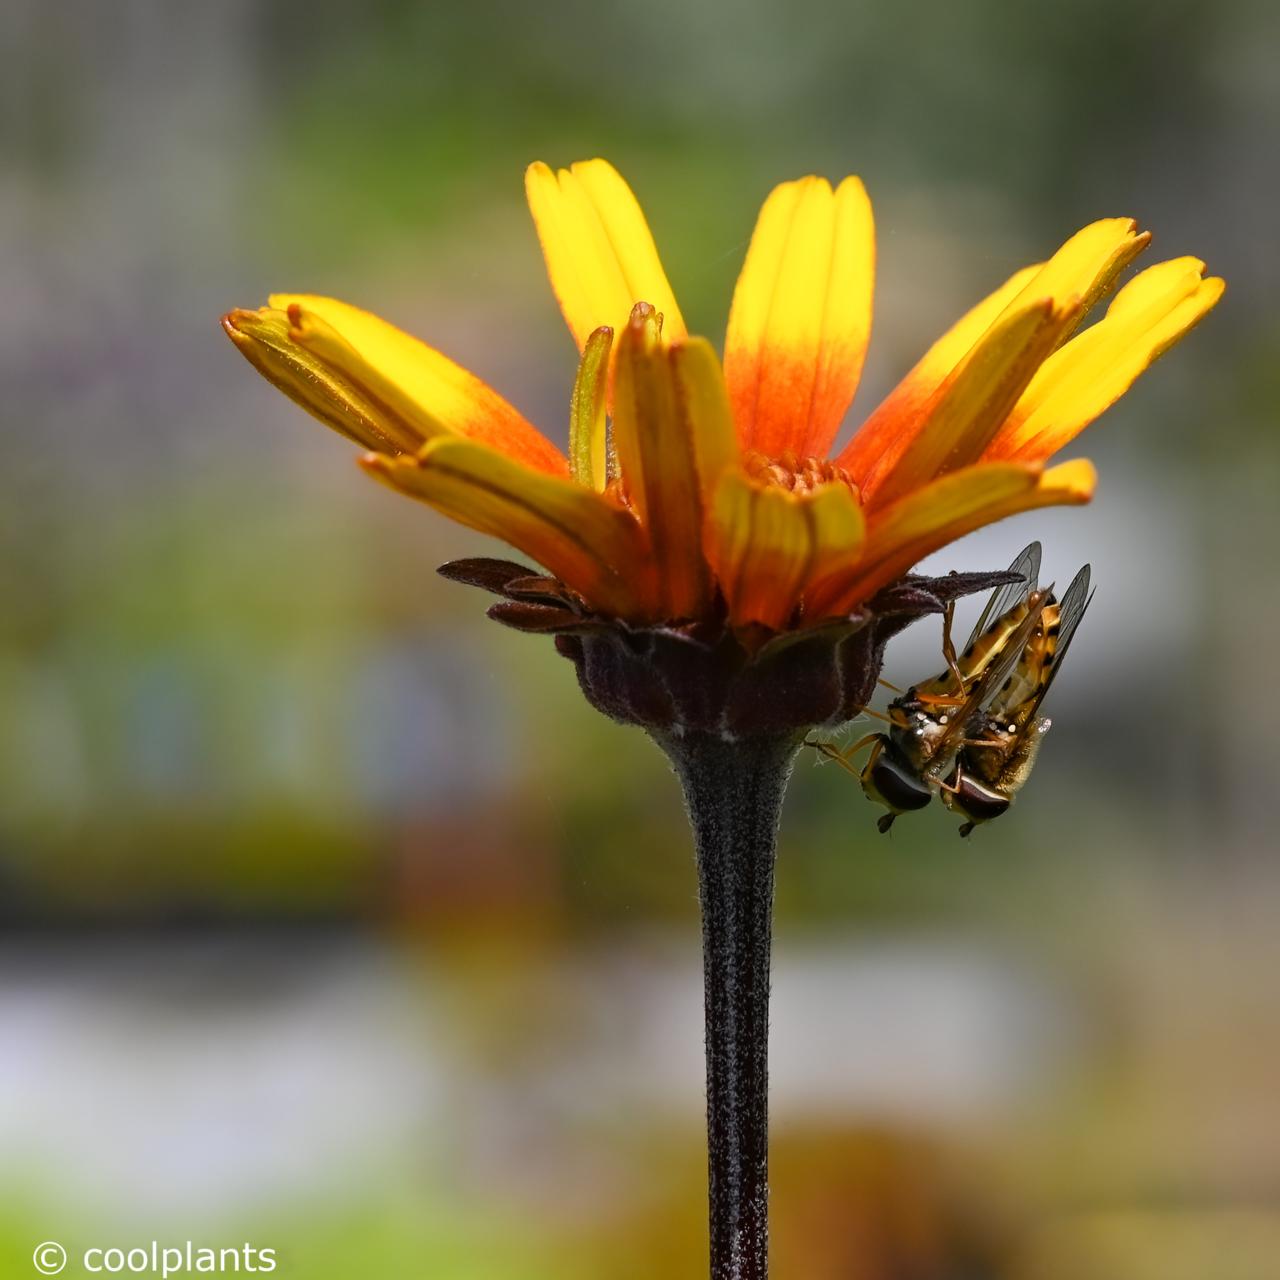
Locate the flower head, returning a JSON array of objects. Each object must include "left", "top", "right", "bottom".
[{"left": 223, "top": 160, "right": 1220, "bottom": 735}]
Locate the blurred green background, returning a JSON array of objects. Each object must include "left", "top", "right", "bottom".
[{"left": 2, "top": 1, "right": 1278, "bottom": 1276}]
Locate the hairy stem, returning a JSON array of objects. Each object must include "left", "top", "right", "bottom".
[{"left": 660, "top": 730, "right": 799, "bottom": 1280}]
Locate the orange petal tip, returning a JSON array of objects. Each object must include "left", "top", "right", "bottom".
[{"left": 220, "top": 308, "right": 261, "bottom": 338}]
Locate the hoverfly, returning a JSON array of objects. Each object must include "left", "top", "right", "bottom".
[
  {"left": 942, "top": 562, "right": 1093, "bottom": 837},
  {"left": 810, "top": 543, "right": 1050, "bottom": 833}
]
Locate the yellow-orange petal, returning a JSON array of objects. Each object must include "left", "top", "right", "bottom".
[
  {"left": 671, "top": 335, "right": 741, "bottom": 513},
  {"left": 705, "top": 471, "right": 809, "bottom": 631},
  {"left": 361, "top": 437, "right": 653, "bottom": 619},
  {"left": 613, "top": 306, "right": 736, "bottom": 618},
  {"left": 838, "top": 217, "right": 1146, "bottom": 489},
  {"left": 525, "top": 159, "right": 686, "bottom": 352},
  {"left": 569, "top": 326, "right": 613, "bottom": 489},
  {"left": 798, "top": 482, "right": 868, "bottom": 620},
  {"left": 814, "top": 458, "right": 1097, "bottom": 615},
  {"left": 271, "top": 293, "right": 568, "bottom": 476},
  {"left": 222, "top": 308, "right": 412, "bottom": 455},
  {"left": 861, "top": 297, "right": 1080, "bottom": 507},
  {"left": 725, "top": 175, "right": 875, "bottom": 460},
  {"left": 835, "top": 263, "right": 1042, "bottom": 480},
  {"left": 986, "top": 258, "right": 1225, "bottom": 463},
  {"left": 705, "top": 471, "right": 865, "bottom": 630},
  {"left": 1011, "top": 217, "right": 1150, "bottom": 325}
]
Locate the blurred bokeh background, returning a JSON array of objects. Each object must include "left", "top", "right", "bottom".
[{"left": 2, "top": 1, "right": 1278, "bottom": 1276}]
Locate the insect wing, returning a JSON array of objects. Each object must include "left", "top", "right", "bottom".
[
  {"left": 965, "top": 541, "right": 1041, "bottom": 650},
  {"left": 1022, "top": 564, "right": 1092, "bottom": 720},
  {"left": 911, "top": 542, "right": 1043, "bottom": 704},
  {"left": 922, "top": 589, "right": 1049, "bottom": 773}
]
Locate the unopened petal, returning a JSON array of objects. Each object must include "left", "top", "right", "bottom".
[{"left": 569, "top": 326, "right": 613, "bottom": 489}]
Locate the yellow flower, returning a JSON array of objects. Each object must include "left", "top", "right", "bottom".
[{"left": 223, "top": 159, "right": 1222, "bottom": 636}]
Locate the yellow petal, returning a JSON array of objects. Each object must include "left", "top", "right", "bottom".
[
  {"left": 1039, "top": 458, "right": 1098, "bottom": 497},
  {"left": 799, "top": 482, "right": 868, "bottom": 619},
  {"left": 670, "top": 336, "right": 741, "bottom": 514},
  {"left": 987, "top": 258, "right": 1225, "bottom": 462},
  {"left": 362, "top": 437, "right": 653, "bottom": 619},
  {"left": 814, "top": 459, "right": 1097, "bottom": 615},
  {"left": 272, "top": 293, "right": 568, "bottom": 476},
  {"left": 863, "top": 298, "right": 1079, "bottom": 507},
  {"left": 612, "top": 306, "right": 711, "bottom": 618},
  {"left": 1010, "top": 217, "right": 1149, "bottom": 323},
  {"left": 222, "top": 308, "right": 412, "bottom": 455},
  {"left": 705, "top": 472, "right": 865, "bottom": 630},
  {"left": 569, "top": 326, "right": 613, "bottom": 489},
  {"left": 838, "top": 217, "right": 1146, "bottom": 487},
  {"left": 724, "top": 175, "right": 875, "bottom": 459},
  {"left": 706, "top": 471, "right": 810, "bottom": 630},
  {"left": 836, "top": 263, "right": 1042, "bottom": 480},
  {"left": 525, "top": 159, "right": 686, "bottom": 351}
]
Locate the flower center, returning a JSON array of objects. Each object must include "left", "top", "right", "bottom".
[{"left": 744, "top": 450, "right": 858, "bottom": 497}]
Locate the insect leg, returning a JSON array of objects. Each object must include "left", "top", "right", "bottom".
[
  {"left": 913, "top": 690, "right": 968, "bottom": 708},
  {"left": 941, "top": 599, "right": 966, "bottom": 694},
  {"left": 806, "top": 732, "right": 883, "bottom": 780},
  {"left": 846, "top": 732, "right": 884, "bottom": 760},
  {"left": 860, "top": 706, "right": 899, "bottom": 725}
]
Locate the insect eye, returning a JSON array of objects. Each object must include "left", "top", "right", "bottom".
[
  {"left": 958, "top": 777, "right": 1011, "bottom": 822},
  {"left": 869, "top": 755, "right": 933, "bottom": 812}
]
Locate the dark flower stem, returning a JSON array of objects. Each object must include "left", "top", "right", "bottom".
[{"left": 661, "top": 730, "right": 800, "bottom": 1280}]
